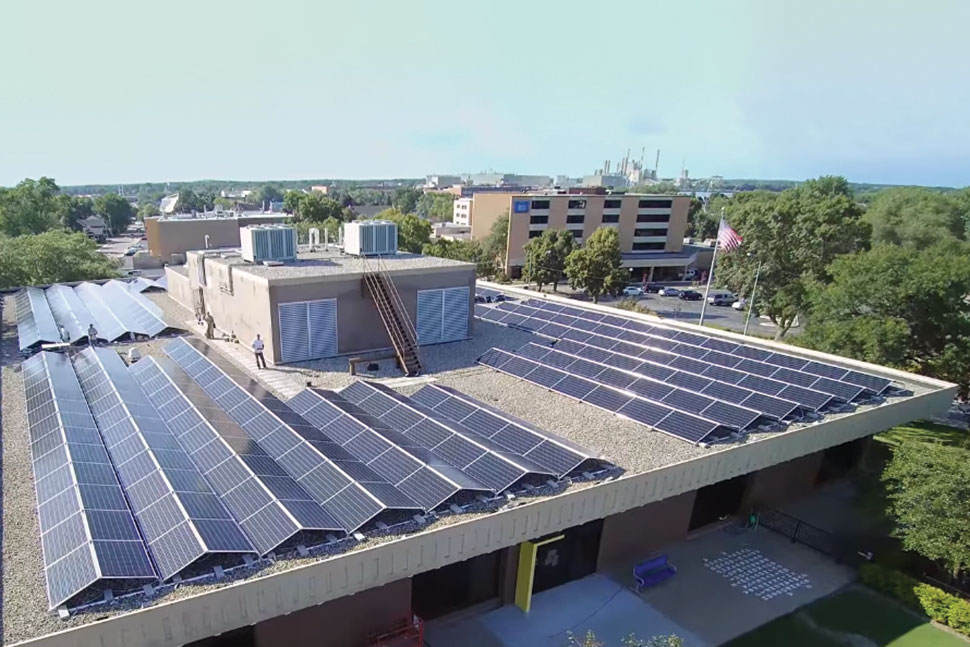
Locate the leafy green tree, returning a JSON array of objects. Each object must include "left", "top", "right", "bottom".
[
  {"left": 197, "top": 190, "right": 217, "bottom": 211},
  {"left": 716, "top": 177, "right": 870, "bottom": 338},
  {"left": 175, "top": 188, "right": 203, "bottom": 213},
  {"left": 483, "top": 210, "right": 510, "bottom": 274},
  {"left": 212, "top": 197, "right": 233, "bottom": 211},
  {"left": 252, "top": 183, "right": 284, "bottom": 207},
  {"left": 863, "top": 187, "right": 969, "bottom": 248},
  {"left": 282, "top": 190, "right": 304, "bottom": 214},
  {"left": 799, "top": 241, "right": 970, "bottom": 396},
  {"left": 687, "top": 196, "right": 717, "bottom": 240},
  {"left": 0, "top": 177, "right": 64, "bottom": 236},
  {"left": 94, "top": 193, "right": 135, "bottom": 234},
  {"left": 0, "top": 231, "right": 119, "bottom": 289},
  {"left": 629, "top": 181, "right": 679, "bottom": 194},
  {"left": 523, "top": 229, "right": 575, "bottom": 291},
  {"left": 883, "top": 440, "right": 970, "bottom": 581},
  {"left": 564, "top": 227, "right": 627, "bottom": 303},
  {"left": 416, "top": 193, "right": 456, "bottom": 222},
  {"left": 293, "top": 193, "right": 346, "bottom": 222},
  {"left": 378, "top": 208, "right": 432, "bottom": 253},
  {"left": 137, "top": 203, "right": 160, "bottom": 220},
  {"left": 391, "top": 187, "right": 422, "bottom": 214},
  {"left": 58, "top": 195, "right": 94, "bottom": 231},
  {"left": 422, "top": 238, "right": 496, "bottom": 278}
]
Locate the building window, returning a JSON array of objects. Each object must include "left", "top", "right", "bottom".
[
  {"left": 632, "top": 242, "right": 666, "bottom": 251},
  {"left": 531, "top": 199, "right": 551, "bottom": 210},
  {"left": 637, "top": 214, "right": 670, "bottom": 223},
  {"left": 567, "top": 199, "right": 586, "bottom": 209},
  {"left": 604, "top": 199, "right": 622, "bottom": 209},
  {"left": 635, "top": 228, "right": 667, "bottom": 237},
  {"left": 530, "top": 215, "right": 548, "bottom": 224},
  {"left": 571, "top": 229, "right": 583, "bottom": 238},
  {"left": 638, "top": 199, "right": 672, "bottom": 209},
  {"left": 566, "top": 214, "right": 585, "bottom": 224},
  {"left": 601, "top": 213, "right": 620, "bottom": 223},
  {"left": 529, "top": 230, "right": 542, "bottom": 238}
]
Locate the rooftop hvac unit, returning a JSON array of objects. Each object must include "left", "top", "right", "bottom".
[
  {"left": 343, "top": 220, "right": 398, "bottom": 256},
  {"left": 240, "top": 225, "right": 297, "bottom": 263}
]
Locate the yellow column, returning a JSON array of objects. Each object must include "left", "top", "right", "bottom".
[{"left": 513, "top": 535, "right": 564, "bottom": 613}]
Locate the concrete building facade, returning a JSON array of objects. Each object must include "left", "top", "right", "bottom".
[{"left": 145, "top": 215, "right": 290, "bottom": 262}]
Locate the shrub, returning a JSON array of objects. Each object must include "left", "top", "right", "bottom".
[
  {"left": 915, "top": 583, "right": 956, "bottom": 623},
  {"left": 859, "top": 563, "right": 970, "bottom": 637},
  {"left": 948, "top": 599, "right": 970, "bottom": 635}
]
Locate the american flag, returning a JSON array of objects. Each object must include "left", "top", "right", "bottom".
[{"left": 717, "top": 218, "right": 743, "bottom": 252}]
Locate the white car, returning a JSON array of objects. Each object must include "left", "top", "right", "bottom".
[
  {"left": 732, "top": 298, "right": 748, "bottom": 311},
  {"left": 659, "top": 287, "right": 681, "bottom": 297},
  {"left": 622, "top": 286, "right": 644, "bottom": 297}
]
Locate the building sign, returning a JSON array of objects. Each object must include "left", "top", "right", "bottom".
[{"left": 513, "top": 200, "right": 530, "bottom": 213}]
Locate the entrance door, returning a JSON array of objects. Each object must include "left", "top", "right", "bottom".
[
  {"left": 689, "top": 474, "right": 750, "bottom": 531},
  {"left": 411, "top": 551, "right": 499, "bottom": 620},
  {"left": 531, "top": 520, "right": 603, "bottom": 595}
]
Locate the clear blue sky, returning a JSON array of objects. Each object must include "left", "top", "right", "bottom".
[{"left": 2, "top": 0, "right": 968, "bottom": 187}]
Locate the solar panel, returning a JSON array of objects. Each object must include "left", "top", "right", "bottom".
[
  {"left": 164, "top": 338, "right": 418, "bottom": 532},
  {"left": 476, "top": 347, "right": 732, "bottom": 445},
  {"left": 73, "top": 282, "right": 128, "bottom": 342},
  {"left": 72, "top": 348, "right": 253, "bottom": 578},
  {"left": 410, "top": 384, "right": 600, "bottom": 477},
  {"left": 286, "top": 389, "right": 482, "bottom": 510},
  {"left": 24, "top": 352, "right": 155, "bottom": 609},
  {"left": 45, "top": 285, "right": 96, "bottom": 344},
  {"left": 17, "top": 287, "right": 61, "bottom": 350},
  {"left": 100, "top": 281, "right": 167, "bottom": 337},
  {"left": 131, "top": 358, "right": 342, "bottom": 554},
  {"left": 340, "top": 381, "right": 553, "bottom": 492}
]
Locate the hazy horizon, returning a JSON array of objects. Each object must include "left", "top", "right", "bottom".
[{"left": 2, "top": 0, "right": 968, "bottom": 188}]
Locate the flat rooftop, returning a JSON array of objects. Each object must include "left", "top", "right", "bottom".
[
  {"left": 201, "top": 250, "right": 474, "bottom": 282},
  {"left": 0, "top": 284, "right": 954, "bottom": 645}
]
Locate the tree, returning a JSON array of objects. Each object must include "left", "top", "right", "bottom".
[
  {"left": 212, "top": 197, "right": 233, "bottom": 211},
  {"left": 523, "top": 229, "right": 575, "bottom": 292},
  {"left": 422, "top": 238, "right": 497, "bottom": 279},
  {"left": 137, "top": 203, "right": 160, "bottom": 220},
  {"left": 251, "top": 183, "right": 284, "bottom": 208},
  {"left": 293, "top": 193, "right": 346, "bottom": 223},
  {"left": 564, "top": 227, "right": 627, "bottom": 303},
  {"left": 687, "top": 196, "right": 717, "bottom": 240},
  {"left": 883, "top": 440, "right": 970, "bottom": 582},
  {"left": 282, "top": 190, "right": 304, "bottom": 214},
  {"left": 416, "top": 192, "right": 456, "bottom": 222},
  {"left": 378, "top": 208, "right": 432, "bottom": 253},
  {"left": 175, "top": 188, "right": 203, "bottom": 213},
  {"left": 483, "top": 210, "right": 510, "bottom": 274},
  {"left": 0, "top": 177, "right": 64, "bottom": 236},
  {"left": 799, "top": 241, "right": 970, "bottom": 396},
  {"left": 629, "top": 181, "right": 679, "bottom": 194},
  {"left": 863, "top": 187, "right": 968, "bottom": 248},
  {"left": 94, "top": 193, "right": 135, "bottom": 234},
  {"left": 715, "top": 177, "right": 870, "bottom": 338},
  {"left": 391, "top": 187, "right": 422, "bottom": 214},
  {"left": 58, "top": 195, "right": 94, "bottom": 231},
  {"left": 197, "top": 190, "right": 217, "bottom": 211},
  {"left": 0, "top": 231, "right": 119, "bottom": 289}
]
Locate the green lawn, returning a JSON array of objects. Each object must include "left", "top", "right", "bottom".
[
  {"left": 874, "top": 420, "right": 970, "bottom": 450},
  {"left": 726, "top": 587, "right": 968, "bottom": 647}
]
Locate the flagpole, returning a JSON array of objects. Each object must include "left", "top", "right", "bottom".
[
  {"left": 743, "top": 259, "right": 762, "bottom": 336},
  {"left": 698, "top": 208, "right": 723, "bottom": 326}
]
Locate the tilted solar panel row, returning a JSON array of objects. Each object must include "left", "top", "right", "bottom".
[
  {"left": 518, "top": 299, "right": 891, "bottom": 395},
  {"left": 340, "top": 381, "right": 556, "bottom": 492},
  {"left": 164, "top": 338, "right": 421, "bottom": 532},
  {"left": 16, "top": 287, "right": 61, "bottom": 350},
  {"left": 479, "top": 302, "right": 844, "bottom": 410},
  {"left": 23, "top": 352, "right": 156, "bottom": 609},
  {"left": 409, "top": 383, "right": 602, "bottom": 477},
  {"left": 477, "top": 347, "right": 735, "bottom": 445},
  {"left": 286, "top": 389, "right": 486, "bottom": 510},
  {"left": 131, "top": 357, "right": 343, "bottom": 554},
  {"left": 514, "top": 342, "right": 765, "bottom": 430},
  {"left": 72, "top": 348, "right": 254, "bottom": 579}
]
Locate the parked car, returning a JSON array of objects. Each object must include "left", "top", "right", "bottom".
[
  {"left": 679, "top": 290, "right": 702, "bottom": 301},
  {"left": 732, "top": 298, "right": 748, "bottom": 311},
  {"left": 707, "top": 290, "right": 736, "bottom": 306},
  {"left": 659, "top": 287, "right": 680, "bottom": 297},
  {"left": 124, "top": 246, "right": 139, "bottom": 256},
  {"left": 622, "top": 286, "right": 645, "bottom": 297},
  {"left": 644, "top": 282, "right": 663, "bottom": 293}
]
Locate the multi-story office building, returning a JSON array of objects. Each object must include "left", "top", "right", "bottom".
[{"left": 457, "top": 192, "right": 700, "bottom": 280}]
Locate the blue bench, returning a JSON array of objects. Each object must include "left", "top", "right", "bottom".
[{"left": 634, "top": 554, "right": 677, "bottom": 591}]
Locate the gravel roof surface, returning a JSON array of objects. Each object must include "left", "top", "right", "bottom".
[
  {"left": 0, "top": 289, "right": 937, "bottom": 644},
  {"left": 206, "top": 251, "right": 472, "bottom": 281}
]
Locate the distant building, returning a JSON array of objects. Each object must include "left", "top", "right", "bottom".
[
  {"left": 159, "top": 193, "right": 179, "bottom": 214},
  {"left": 581, "top": 173, "right": 630, "bottom": 188},
  {"left": 310, "top": 185, "right": 329, "bottom": 194},
  {"left": 457, "top": 191, "right": 698, "bottom": 281},
  {"left": 464, "top": 172, "right": 553, "bottom": 188},
  {"left": 424, "top": 175, "right": 461, "bottom": 189},
  {"left": 145, "top": 213, "right": 290, "bottom": 262},
  {"left": 79, "top": 215, "right": 107, "bottom": 242},
  {"left": 432, "top": 221, "right": 471, "bottom": 240}
]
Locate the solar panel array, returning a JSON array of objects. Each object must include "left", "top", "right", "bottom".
[
  {"left": 128, "top": 276, "right": 168, "bottom": 293},
  {"left": 340, "top": 381, "right": 555, "bottom": 492},
  {"left": 72, "top": 348, "right": 254, "bottom": 579},
  {"left": 24, "top": 352, "right": 156, "bottom": 609},
  {"left": 474, "top": 295, "right": 896, "bottom": 444},
  {"left": 164, "top": 338, "right": 421, "bottom": 532},
  {"left": 287, "top": 389, "right": 484, "bottom": 510},
  {"left": 131, "top": 357, "right": 343, "bottom": 554},
  {"left": 409, "top": 384, "right": 600, "bottom": 477},
  {"left": 15, "top": 281, "right": 172, "bottom": 349}
]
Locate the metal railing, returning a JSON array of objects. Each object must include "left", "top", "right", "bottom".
[
  {"left": 757, "top": 508, "right": 849, "bottom": 563},
  {"left": 359, "top": 254, "right": 421, "bottom": 374}
]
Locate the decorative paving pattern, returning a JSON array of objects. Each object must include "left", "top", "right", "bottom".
[{"left": 703, "top": 548, "right": 812, "bottom": 600}]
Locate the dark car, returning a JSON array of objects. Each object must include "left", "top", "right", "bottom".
[
  {"left": 643, "top": 282, "right": 663, "bottom": 293},
  {"left": 679, "top": 290, "right": 702, "bottom": 301}
]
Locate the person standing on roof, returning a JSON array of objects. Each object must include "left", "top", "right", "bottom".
[
  {"left": 252, "top": 334, "right": 267, "bottom": 369},
  {"left": 204, "top": 312, "right": 216, "bottom": 340},
  {"left": 87, "top": 323, "right": 97, "bottom": 346}
]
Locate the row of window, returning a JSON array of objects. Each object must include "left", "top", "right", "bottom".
[
  {"left": 637, "top": 213, "right": 670, "bottom": 223},
  {"left": 528, "top": 198, "right": 672, "bottom": 211},
  {"left": 532, "top": 213, "right": 664, "bottom": 227},
  {"left": 634, "top": 228, "right": 667, "bottom": 237},
  {"left": 632, "top": 242, "right": 665, "bottom": 251}
]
